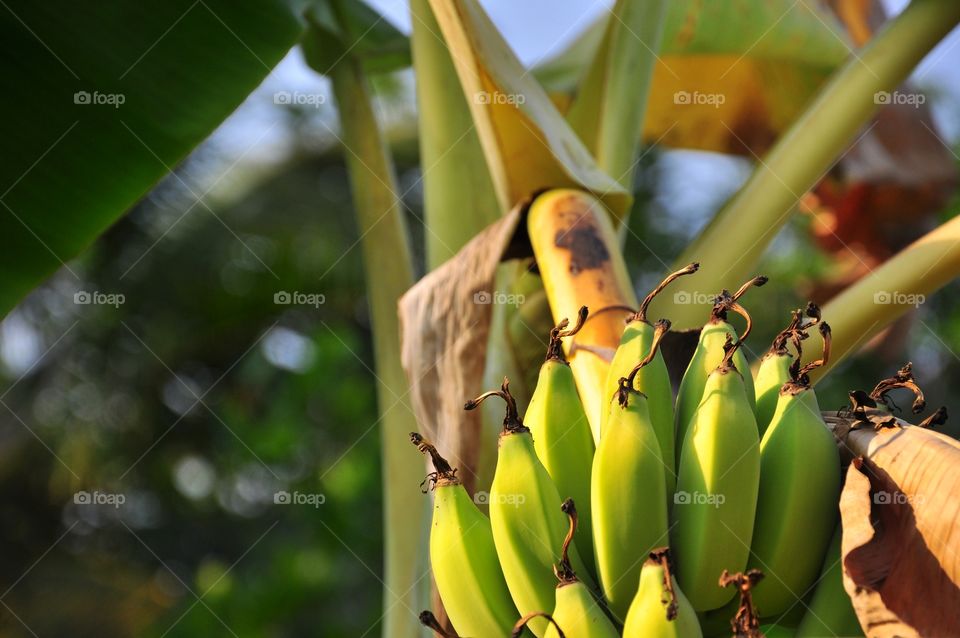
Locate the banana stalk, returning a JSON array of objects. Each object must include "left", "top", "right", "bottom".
[
  {"left": 527, "top": 189, "right": 639, "bottom": 440},
  {"left": 649, "top": 0, "right": 960, "bottom": 329},
  {"left": 567, "top": 0, "right": 668, "bottom": 196},
  {"left": 410, "top": 0, "right": 499, "bottom": 267},
  {"left": 806, "top": 213, "right": 960, "bottom": 380},
  {"left": 329, "top": 56, "right": 426, "bottom": 638}
]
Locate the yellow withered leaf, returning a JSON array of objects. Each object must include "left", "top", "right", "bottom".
[
  {"left": 426, "top": 0, "right": 630, "bottom": 219},
  {"left": 829, "top": 409, "right": 960, "bottom": 637}
]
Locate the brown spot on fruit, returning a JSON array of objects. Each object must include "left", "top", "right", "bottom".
[{"left": 554, "top": 215, "right": 610, "bottom": 275}]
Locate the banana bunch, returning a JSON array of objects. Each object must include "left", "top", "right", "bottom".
[{"left": 412, "top": 278, "right": 882, "bottom": 638}]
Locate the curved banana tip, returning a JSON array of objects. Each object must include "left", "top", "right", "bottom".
[
  {"left": 418, "top": 610, "right": 456, "bottom": 637},
  {"left": 869, "top": 360, "right": 927, "bottom": 414}
]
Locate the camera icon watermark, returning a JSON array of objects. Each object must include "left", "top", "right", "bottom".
[
  {"left": 473, "top": 91, "right": 526, "bottom": 106},
  {"left": 274, "top": 291, "right": 326, "bottom": 308},
  {"left": 672, "top": 290, "right": 715, "bottom": 305},
  {"left": 673, "top": 91, "right": 726, "bottom": 108},
  {"left": 472, "top": 290, "right": 524, "bottom": 307},
  {"left": 74, "top": 90, "right": 126, "bottom": 108},
  {"left": 873, "top": 490, "right": 923, "bottom": 506},
  {"left": 74, "top": 290, "right": 125, "bottom": 308},
  {"left": 473, "top": 490, "right": 525, "bottom": 508},
  {"left": 874, "top": 91, "right": 925, "bottom": 107},
  {"left": 674, "top": 490, "right": 725, "bottom": 508},
  {"left": 74, "top": 490, "right": 126, "bottom": 508},
  {"left": 873, "top": 291, "right": 925, "bottom": 307},
  {"left": 273, "top": 90, "right": 326, "bottom": 108},
  {"left": 273, "top": 490, "right": 326, "bottom": 508}
]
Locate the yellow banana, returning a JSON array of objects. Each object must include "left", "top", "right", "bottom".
[
  {"left": 525, "top": 306, "right": 598, "bottom": 580},
  {"left": 410, "top": 433, "right": 518, "bottom": 637},
  {"left": 672, "top": 333, "right": 761, "bottom": 611},
  {"left": 544, "top": 499, "right": 619, "bottom": 638},
  {"left": 748, "top": 323, "right": 841, "bottom": 617},
  {"left": 622, "top": 547, "right": 702, "bottom": 638},
  {"left": 527, "top": 189, "right": 639, "bottom": 442},
  {"left": 592, "top": 320, "right": 672, "bottom": 620},
  {"left": 674, "top": 276, "right": 767, "bottom": 464},
  {"left": 794, "top": 526, "right": 864, "bottom": 638},
  {"left": 466, "top": 380, "right": 593, "bottom": 637},
  {"left": 754, "top": 303, "right": 820, "bottom": 436},
  {"left": 603, "top": 262, "right": 699, "bottom": 495}
]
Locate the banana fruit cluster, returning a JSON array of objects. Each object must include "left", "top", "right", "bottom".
[{"left": 412, "top": 269, "right": 869, "bottom": 637}]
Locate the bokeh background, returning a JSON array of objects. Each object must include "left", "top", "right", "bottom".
[{"left": 2, "top": 0, "right": 960, "bottom": 636}]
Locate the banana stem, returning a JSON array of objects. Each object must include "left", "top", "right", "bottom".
[
  {"left": 410, "top": 0, "right": 500, "bottom": 268},
  {"left": 410, "top": 433, "right": 459, "bottom": 489},
  {"left": 869, "top": 362, "right": 926, "bottom": 414},
  {"left": 709, "top": 275, "right": 767, "bottom": 325},
  {"left": 328, "top": 50, "right": 426, "bottom": 638},
  {"left": 648, "top": 547, "right": 679, "bottom": 621},
  {"left": 632, "top": 262, "right": 699, "bottom": 324},
  {"left": 770, "top": 302, "right": 821, "bottom": 356},
  {"left": 511, "top": 612, "right": 565, "bottom": 638},
  {"left": 719, "top": 333, "right": 742, "bottom": 371},
  {"left": 659, "top": 0, "right": 960, "bottom": 330},
  {"left": 464, "top": 378, "right": 527, "bottom": 434},
  {"left": 545, "top": 306, "right": 589, "bottom": 363},
  {"left": 785, "top": 322, "right": 833, "bottom": 392},
  {"left": 617, "top": 319, "right": 671, "bottom": 407},
  {"left": 719, "top": 569, "right": 765, "bottom": 638},
  {"left": 419, "top": 611, "right": 458, "bottom": 638},
  {"left": 554, "top": 498, "right": 579, "bottom": 585},
  {"left": 733, "top": 276, "right": 769, "bottom": 302}
]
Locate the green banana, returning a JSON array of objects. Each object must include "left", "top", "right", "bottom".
[
  {"left": 592, "top": 320, "right": 672, "bottom": 620},
  {"left": 675, "top": 276, "right": 767, "bottom": 464},
  {"left": 465, "top": 380, "right": 593, "bottom": 638},
  {"left": 754, "top": 303, "right": 820, "bottom": 436},
  {"left": 603, "top": 262, "right": 699, "bottom": 496},
  {"left": 795, "top": 525, "right": 864, "bottom": 638},
  {"left": 672, "top": 333, "right": 761, "bottom": 612},
  {"left": 544, "top": 499, "right": 619, "bottom": 638},
  {"left": 525, "top": 306, "right": 597, "bottom": 580},
  {"left": 748, "top": 323, "right": 841, "bottom": 618},
  {"left": 760, "top": 623, "right": 796, "bottom": 637},
  {"left": 410, "top": 433, "right": 519, "bottom": 637},
  {"left": 622, "top": 547, "right": 702, "bottom": 638}
]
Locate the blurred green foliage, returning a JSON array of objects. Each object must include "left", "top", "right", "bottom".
[
  {"left": 0, "top": 138, "right": 424, "bottom": 636},
  {"left": 2, "top": 57, "right": 960, "bottom": 638}
]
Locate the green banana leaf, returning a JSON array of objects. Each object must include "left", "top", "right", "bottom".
[
  {"left": 303, "top": 0, "right": 411, "bottom": 75},
  {"left": 0, "top": 0, "right": 304, "bottom": 316}
]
